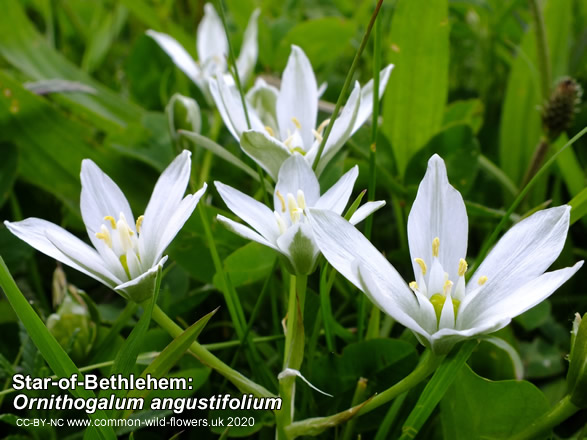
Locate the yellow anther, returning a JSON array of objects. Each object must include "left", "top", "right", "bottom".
[
  {"left": 264, "top": 126, "right": 275, "bottom": 137},
  {"left": 95, "top": 225, "right": 112, "bottom": 248},
  {"left": 432, "top": 237, "right": 440, "bottom": 257},
  {"left": 458, "top": 258, "right": 468, "bottom": 277},
  {"left": 104, "top": 216, "right": 116, "bottom": 229},
  {"left": 291, "top": 117, "right": 301, "bottom": 130},
  {"left": 478, "top": 275, "right": 488, "bottom": 286},
  {"left": 136, "top": 215, "right": 144, "bottom": 234},
  {"left": 296, "top": 190, "right": 306, "bottom": 210},
  {"left": 317, "top": 118, "right": 330, "bottom": 134},
  {"left": 443, "top": 279, "right": 453, "bottom": 295},
  {"left": 312, "top": 129, "right": 323, "bottom": 142},
  {"left": 414, "top": 258, "right": 427, "bottom": 275},
  {"left": 276, "top": 190, "right": 286, "bottom": 212},
  {"left": 409, "top": 281, "right": 419, "bottom": 291}
]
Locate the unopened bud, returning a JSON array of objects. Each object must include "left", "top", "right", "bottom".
[{"left": 166, "top": 93, "right": 202, "bottom": 140}]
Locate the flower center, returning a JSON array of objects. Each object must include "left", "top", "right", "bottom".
[
  {"left": 409, "top": 237, "right": 487, "bottom": 328},
  {"left": 274, "top": 189, "right": 307, "bottom": 234},
  {"left": 95, "top": 213, "right": 144, "bottom": 277}
]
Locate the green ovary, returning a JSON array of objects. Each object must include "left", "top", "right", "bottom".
[{"left": 429, "top": 293, "right": 461, "bottom": 322}]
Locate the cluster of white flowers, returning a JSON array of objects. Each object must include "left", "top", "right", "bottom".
[{"left": 6, "top": 3, "right": 582, "bottom": 357}]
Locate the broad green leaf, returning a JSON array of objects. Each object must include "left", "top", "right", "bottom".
[
  {"left": 442, "top": 99, "right": 484, "bottom": 134},
  {"left": 519, "top": 338, "right": 565, "bottom": 379},
  {"left": 0, "top": 1, "right": 143, "bottom": 130},
  {"left": 277, "top": 18, "right": 356, "bottom": 70},
  {"left": 405, "top": 124, "right": 480, "bottom": 196},
  {"left": 382, "top": 0, "right": 449, "bottom": 176},
  {"left": 499, "top": 0, "right": 572, "bottom": 185},
  {"left": 399, "top": 341, "right": 477, "bottom": 439},
  {"left": 213, "top": 242, "right": 277, "bottom": 289},
  {"left": 0, "top": 72, "right": 156, "bottom": 214},
  {"left": 441, "top": 364, "right": 550, "bottom": 439},
  {"left": 514, "top": 300, "right": 552, "bottom": 331},
  {"left": 82, "top": 4, "right": 128, "bottom": 73},
  {"left": 0, "top": 257, "right": 116, "bottom": 440}
]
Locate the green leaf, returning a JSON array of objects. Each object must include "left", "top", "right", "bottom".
[
  {"left": 382, "top": 0, "right": 449, "bottom": 176},
  {"left": 277, "top": 18, "right": 356, "bottom": 70},
  {"left": 440, "top": 364, "right": 550, "bottom": 439},
  {"left": 400, "top": 341, "right": 477, "bottom": 439},
  {"left": 405, "top": 124, "right": 480, "bottom": 196},
  {"left": 499, "top": 0, "right": 572, "bottom": 185},
  {"left": 0, "top": 1, "right": 143, "bottom": 130},
  {"left": 122, "top": 308, "right": 217, "bottom": 416},
  {"left": 0, "top": 142, "right": 18, "bottom": 208},
  {"left": 569, "top": 186, "right": 587, "bottom": 225},
  {"left": 0, "top": 257, "right": 116, "bottom": 440},
  {"left": 442, "top": 99, "right": 484, "bottom": 134},
  {"left": 213, "top": 242, "right": 277, "bottom": 289},
  {"left": 514, "top": 300, "right": 552, "bottom": 331}
]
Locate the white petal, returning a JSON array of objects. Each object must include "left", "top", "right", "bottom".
[
  {"left": 307, "top": 208, "right": 422, "bottom": 327},
  {"left": 215, "top": 181, "right": 280, "bottom": 243},
  {"left": 315, "top": 166, "right": 358, "bottom": 215},
  {"left": 351, "top": 64, "right": 394, "bottom": 134},
  {"left": 413, "top": 290, "right": 438, "bottom": 335},
  {"left": 146, "top": 30, "right": 201, "bottom": 84},
  {"left": 208, "top": 77, "right": 240, "bottom": 140},
  {"left": 214, "top": 76, "right": 265, "bottom": 136},
  {"left": 274, "top": 154, "right": 320, "bottom": 208},
  {"left": 462, "top": 261, "right": 583, "bottom": 330},
  {"left": 236, "top": 8, "right": 260, "bottom": 83},
  {"left": 276, "top": 223, "right": 320, "bottom": 275},
  {"left": 429, "top": 318, "right": 510, "bottom": 355},
  {"left": 217, "top": 215, "right": 279, "bottom": 251},
  {"left": 5, "top": 219, "right": 122, "bottom": 287},
  {"left": 80, "top": 159, "right": 135, "bottom": 250},
  {"left": 276, "top": 45, "right": 318, "bottom": 150},
  {"left": 115, "top": 256, "right": 168, "bottom": 303},
  {"left": 197, "top": 4, "right": 227, "bottom": 68},
  {"left": 438, "top": 294, "right": 455, "bottom": 330},
  {"left": 317, "top": 82, "right": 327, "bottom": 98},
  {"left": 356, "top": 262, "right": 430, "bottom": 337},
  {"left": 349, "top": 201, "right": 386, "bottom": 225},
  {"left": 468, "top": 206, "right": 572, "bottom": 298},
  {"left": 240, "top": 130, "right": 292, "bottom": 180},
  {"left": 309, "top": 82, "right": 361, "bottom": 176},
  {"left": 407, "top": 154, "right": 468, "bottom": 283},
  {"left": 152, "top": 183, "right": 207, "bottom": 265},
  {"left": 141, "top": 151, "right": 192, "bottom": 261},
  {"left": 246, "top": 78, "right": 279, "bottom": 134}
]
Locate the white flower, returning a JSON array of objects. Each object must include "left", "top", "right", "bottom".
[
  {"left": 209, "top": 45, "right": 394, "bottom": 178},
  {"left": 4, "top": 151, "right": 206, "bottom": 303},
  {"left": 308, "top": 154, "right": 583, "bottom": 354},
  {"left": 214, "top": 153, "right": 385, "bottom": 275},
  {"left": 147, "top": 4, "right": 260, "bottom": 101}
]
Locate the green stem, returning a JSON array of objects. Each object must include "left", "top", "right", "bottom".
[
  {"left": 342, "top": 378, "right": 369, "bottom": 440},
  {"left": 529, "top": 0, "right": 551, "bottom": 101},
  {"left": 478, "top": 154, "right": 518, "bottom": 198},
  {"left": 277, "top": 274, "right": 308, "bottom": 438},
  {"left": 285, "top": 351, "right": 443, "bottom": 438},
  {"left": 312, "top": 0, "right": 384, "bottom": 170},
  {"left": 508, "top": 395, "right": 579, "bottom": 440},
  {"left": 151, "top": 305, "right": 275, "bottom": 399},
  {"left": 469, "top": 126, "right": 587, "bottom": 276}
]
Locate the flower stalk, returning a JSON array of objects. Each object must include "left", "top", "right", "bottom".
[{"left": 277, "top": 273, "right": 308, "bottom": 438}]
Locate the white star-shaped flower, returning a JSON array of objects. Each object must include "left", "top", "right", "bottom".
[
  {"left": 209, "top": 45, "right": 393, "bottom": 177},
  {"left": 308, "top": 154, "right": 583, "bottom": 354},
  {"left": 5, "top": 151, "right": 206, "bottom": 303},
  {"left": 215, "top": 153, "right": 385, "bottom": 275}
]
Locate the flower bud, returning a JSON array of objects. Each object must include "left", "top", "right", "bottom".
[
  {"left": 166, "top": 93, "right": 202, "bottom": 140},
  {"left": 46, "top": 268, "right": 97, "bottom": 363},
  {"left": 541, "top": 77, "right": 582, "bottom": 140},
  {"left": 567, "top": 313, "right": 587, "bottom": 407}
]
